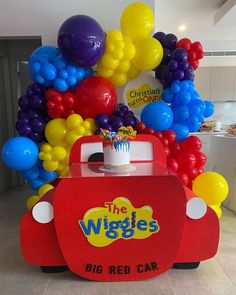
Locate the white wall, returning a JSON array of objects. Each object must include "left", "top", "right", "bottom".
[{"left": 0, "top": 0, "right": 155, "bottom": 44}]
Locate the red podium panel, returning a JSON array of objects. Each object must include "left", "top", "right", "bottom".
[{"left": 53, "top": 168, "right": 186, "bottom": 281}]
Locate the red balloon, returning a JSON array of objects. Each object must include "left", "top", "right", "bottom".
[
  {"left": 46, "top": 88, "right": 76, "bottom": 118},
  {"left": 184, "top": 167, "right": 199, "bottom": 181},
  {"left": 197, "top": 166, "right": 204, "bottom": 174},
  {"left": 162, "top": 130, "right": 176, "bottom": 145},
  {"left": 190, "top": 41, "right": 203, "bottom": 52},
  {"left": 169, "top": 142, "right": 181, "bottom": 157},
  {"left": 189, "top": 59, "right": 199, "bottom": 70},
  {"left": 144, "top": 127, "right": 155, "bottom": 134},
  {"left": 178, "top": 171, "right": 189, "bottom": 186},
  {"left": 160, "top": 137, "right": 169, "bottom": 147},
  {"left": 181, "top": 136, "right": 202, "bottom": 152},
  {"left": 177, "top": 152, "right": 196, "bottom": 170},
  {"left": 164, "top": 147, "right": 171, "bottom": 157},
  {"left": 176, "top": 38, "right": 191, "bottom": 50},
  {"left": 167, "top": 157, "right": 179, "bottom": 172},
  {"left": 75, "top": 76, "right": 118, "bottom": 119},
  {"left": 188, "top": 51, "right": 197, "bottom": 60},
  {"left": 137, "top": 122, "right": 146, "bottom": 132},
  {"left": 154, "top": 131, "right": 163, "bottom": 139},
  {"left": 195, "top": 151, "right": 207, "bottom": 167},
  {"left": 196, "top": 50, "right": 204, "bottom": 59}
]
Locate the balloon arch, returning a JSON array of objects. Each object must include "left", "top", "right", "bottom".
[{"left": 1, "top": 2, "right": 228, "bottom": 217}]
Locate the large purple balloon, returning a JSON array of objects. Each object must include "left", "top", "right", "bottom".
[{"left": 57, "top": 15, "right": 105, "bottom": 67}]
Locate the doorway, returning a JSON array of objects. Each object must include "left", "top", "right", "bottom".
[{"left": 0, "top": 37, "right": 42, "bottom": 192}]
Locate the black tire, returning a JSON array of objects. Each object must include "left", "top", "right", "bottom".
[
  {"left": 40, "top": 265, "right": 69, "bottom": 273},
  {"left": 172, "top": 262, "right": 200, "bottom": 269}
]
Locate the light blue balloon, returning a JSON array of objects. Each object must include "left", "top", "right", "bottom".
[
  {"left": 1, "top": 137, "right": 39, "bottom": 171},
  {"left": 141, "top": 102, "right": 173, "bottom": 131},
  {"left": 170, "top": 123, "right": 189, "bottom": 142}
]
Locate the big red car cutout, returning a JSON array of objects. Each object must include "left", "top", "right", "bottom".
[{"left": 20, "top": 135, "right": 219, "bottom": 281}]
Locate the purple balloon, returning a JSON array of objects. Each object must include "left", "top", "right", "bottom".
[
  {"left": 95, "top": 114, "right": 110, "bottom": 127},
  {"left": 31, "top": 83, "right": 44, "bottom": 95},
  {"left": 178, "top": 61, "right": 188, "bottom": 71},
  {"left": 103, "top": 124, "right": 113, "bottom": 131},
  {"left": 162, "top": 34, "right": 177, "bottom": 50},
  {"left": 126, "top": 111, "right": 134, "bottom": 116},
  {"left": 18, "top": 95, "right": 29, "bottom": 111},
  {"left": 20, "top": 116, "right": 30, "bottom": 125},
  {"left": 124, "top": 116, "right": 137, "bottom": 127},
  {"left": 168, "top": 60, "right": 178, "bottom": 72},
  {"left": 164, "top": 71, "right": 174, "bottom": 83},
  {"left": 31, "top": 118, "right": 45, "bottom": 133},
  {"left": 57, "top": 15, "right": 105, "bottom": 67},
  {"left": 153, "top": 31, "right": 166, "bottom": 44},
  {"left": 29, "top": 132, "right": 42, "bottom": 142},
  {"left": 29, "top": 95, "right": 44, "bottom": 111},
  {"left": 173, "top": 69, "right": 185, "bottom": 80},
  {"left": 172, "top": 48, "right": 188, "bottom": 62},
  {"left": 118, "top": 105, "right": 129, "bottom": 114},
  {"left": 110, "top": 117, "right": 123, "bottom": 132},
  {"left": 162, "top": 48, "right": 172, "bottom": 65},
  {"left": 19, "top": 124, "right": 32, "bottom": 135}
]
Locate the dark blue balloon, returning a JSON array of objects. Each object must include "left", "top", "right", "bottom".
[
  {"left": 22, "top": 166, "right": 40, "bottom": 181},
  {"left": 162, "top": 89, "right": 174, "bottom": 103},
  {"left": 175, "top": 90, "right": 191, "bottom": 106},
  {"left": 141, "top": 102, "right": 173, "bottom": 131},
  {"left": 204, "top": 100, "right": 214, "bottom": 118},
  {"left": 170, "top": 123, "right": 189, "bottom": 142}
]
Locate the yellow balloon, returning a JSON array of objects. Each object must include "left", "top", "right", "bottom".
[
  {"left": 83, "top": 118, "right": 96, "bottom": 131},
  {"left": 120, "top": 2, "right": 154, "bottom": 41},
  {"left": 66, "top": 131, "right": 82, "bottom": 145},
  {"left": 117, "top": 60, "right": 131, "bottom": 72},
  {"left": 26, "top": 195, "right": 40, "bottom": 210},
  {"left": 209, "top": 204, "right": 222, "bottom": 218},
  {"left": 111, "top": 49, "right": 124, "bottom": 60},
  {"left": 192, "top": 172, "right": 229, "bottom": 205},
  {"left": 132, "top": 37, "right": 163, "bottom": 70},
  {"left": 45, "top": 118, "right": 67, "bottom": 147},
  {"left": 102, "top": 54, "right": 119, "bottom": 70},
  {"left": 66, "top": 114, "right": 83, "bottom": 130},
  {"left": 127, "top": 65, "right": 139, "bottom": 79},
  {"left": 43, "top": 160, "right": 58, "bottom": 172},
  {"left": 41, "top": 143, "right": 52, "bottom": 153},
  {"left": 38, "top": 184, "right": 54, "bottom": 197},
  {"left": 97, "top": 64, "right": 114, "bottom": 78},
  {"left": 107, "top": 29, "right": 123, "bottom": 42},
  {"left": 51, "top": 146, "right": 67, "bottom": 161},
  {"left": 110, "top": 72, "right": 127, "bottom": 86}
]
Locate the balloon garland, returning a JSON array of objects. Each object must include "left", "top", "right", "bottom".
[{"left": 1, "top": 2, "right": 228, "bottom": 216}]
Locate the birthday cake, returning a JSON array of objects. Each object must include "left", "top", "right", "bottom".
[{"left": 100, "top": 127, "right": 136, "bottom": 171}]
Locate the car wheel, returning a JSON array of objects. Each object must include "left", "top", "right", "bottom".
[
  {"left": 172, "top": 262, "right": 200, "bottom": 269},
  {"left": 40, "top": 265, "right": 69, "bottom": 273}
]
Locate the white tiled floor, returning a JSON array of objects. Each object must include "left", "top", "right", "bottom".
[{"left": 0, "top": 186, "right": 236, "bottom": 295}]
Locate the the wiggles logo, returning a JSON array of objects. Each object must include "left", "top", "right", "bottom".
[{"left": 78, "top": 197, "right": 160, "bottom": 247}]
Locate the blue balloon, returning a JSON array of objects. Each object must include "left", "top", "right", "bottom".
[
  {"left": 1, "top": 137, "right": 39, "bottom": 171},
  {"left": 185, "top": 116, "right": 201, "bottom": 132},
  {"left": 28, "top": 45, "right": 93, "bottom": 92},
  {"left": 29, "top": 179, "right": 44, "bottom": 191},
  {"left": 170, "top": 81, "right": 181, "bottom": 94},
  {"left": 141, "top": 102, "right": 173, "bottom": 131},
  {"left": 188, "top": 99, "right": 205, "bottom": 114},
  {"left": 162, "top": 89, "right": 174, "bottom": 103},
  {"left": 170, "top": 123, "right": 189, "bottom": 142},
  {"left": 173, "top": 106, "right": 189, "bottom": 122},
  {"left": 175, "top": 90, "right": 191, "bottom": 106},
  {"left": 39, "top": 169, "right": 57, "bottom": 182},
  {"left": 22, "top": 166, "right": 40, "bottom": 181},
  {"left": 204, "top": 100, "right": 214, "bottom": 118}
]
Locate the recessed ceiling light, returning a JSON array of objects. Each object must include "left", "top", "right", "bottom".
[{"left": 178, "top": 25, "right": 186, "bottom": 31}]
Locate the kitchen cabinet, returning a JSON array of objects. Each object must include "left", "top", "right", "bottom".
[
  {"left": 210, "top": 67, "right": 235, "bottom": 102},
  {"left": 194, "top": 67, "right": 236, "bottom": 102},
  {"left": 194, "top": 67, "right": 211, "bottom": 100}
]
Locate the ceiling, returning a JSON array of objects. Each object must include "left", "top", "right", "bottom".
[{"left": 156, "top": 0, "right": 236, "bottom": 50}]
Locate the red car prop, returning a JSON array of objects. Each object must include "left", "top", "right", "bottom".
[{"left": 20, "top": 135, "right": 219, "bottom": 281}]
